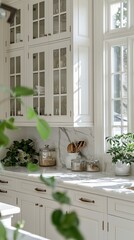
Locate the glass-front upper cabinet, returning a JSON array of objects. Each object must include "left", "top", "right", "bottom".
[
  {"left": 28, "top": 0, "right": 70, "bottom": 45},
  {"left": 29, "top": 41, "right": 71, "bottom": 123},
  {"left": 4, "top": 1, "right": 25, "bottom": 49},
  {"left": 8, "top": 51, "right": 25, "bottom": 120}
]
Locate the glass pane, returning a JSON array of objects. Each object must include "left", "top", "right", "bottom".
[
  {"left": 123, "top": 46, "right": 127, "bottom": 71},
  {"left": 33, "top": 4, "right": 38, "bottom": 20},
  {"left": 33, "top": 21, "right": 38, "bottom": 39},
  {"left": 122, "top": 73, "right": 127, "bottom": 98},
  {"left": 54, "top": 96, "right": 59, "bottom": 115},
  {"left": 10, "top": 76, "right": 15, "bottom": 90},
  {"left": 112, "top": 46, "right": 121, "bottom": 72},
  {"left": 33, "top": 73, "right": 38, "bottom": 95},
  {"left": 112, "top": 127, "right": 121, "bottom": 136},
  {"left": 61, "top": 69, "right": 67, "bottom": 93},
  {"left": 10, "top": 58, "right": 15, "bottom": 74},
  {"left": 53, "top": 50, "right": 59, "bottom": 68},
  {"left": 39, "top": 52, "right": 45, "bottom": 70},
  {"left": 53, "top": 70, "right": 59, "bottom": 94},
  {"left": 16, "top": 9, "right": 21, "bottom": 25},
  {"left": 40, "top": 72, "right": 45, "bottom": 88},
  {"left": 39, "top": 19, "right": 45, "bottom": 37},
  {"left": 112, "top": 74, "right": 121, "bottom": 98},
  {"left": 122, "top": 99, "right": 127, "bottom": 124},
  {"left": 16, "top": 75, "right": 21, "bottom": 87},
  {"left": 10, "top": 28, "right": 14, "bottom": 44},
  {"left": 60, "top": 48, "right": 66, "bottom": 67},
  {"left": 60, "top": 0, "right": 66, "bottom": 12},
  {"left": 53, "top": 0, "right": 59, "bottom": 14},
  {"left": 16, "top": 57, "right": 21, "bottom": 73},
  {"left": 33, "top": 98, "right": 38, "bottom": 114},
  {"left": 16, "top": 99, "right": 21, "bottom": 116},
  {"left": 39, "top": 1, "right": 45, "bottom": 18},
  {"left": 60, "top": 14, "right": 66, "bottom": 32},
  {"left": 61, "top": 96, "right": 67, "bottom": 115},
  {"left": 10, "top": 99, "right": 15, "bottom": 116},
  {"left": 33, "top": 53, "right": 38, "bottom": 71},
  {"left": 53, "top": 16, "right": 59, "bottom": 34},
  {"left": 40, "top": 97, "right": 45, "bottom": 115},
  {"left": 113, "top": 100, "right": 121, "bottom": 125},
  {"left": 110, "top": 0, "right": 127, "bottom": 29},
  {"left": 16, "top": 27, "right": 21, "bottom": 42}
]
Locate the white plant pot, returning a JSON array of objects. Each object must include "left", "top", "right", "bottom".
[{"left": 114, "top": 160, "right": 131, "bottom": 176}]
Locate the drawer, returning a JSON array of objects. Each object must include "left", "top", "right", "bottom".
[
  {"left": 17, "top": 179, "right": 52, "bottom": 199},
  {"left": 108, "top": 198, "right": 134, "bottom": 220},
  {"left": 71, "top": 191, "right": 107, "bottom": 213},
  {"left": 0, "top": 175, "right": 17, "bottom": 190}
]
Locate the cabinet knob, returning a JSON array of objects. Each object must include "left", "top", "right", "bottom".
[
  {"left": 39, "top": 204, "right": 43, "bottom": 207},
  {"left": 44, "top": 34, "right": 47, "bottom": 36},
  {"left": 35, "top": 203, "right": 39, "bottom": 206},
  {"left": 0, "top": 189, "right": 7, "bottom": 193},
  {"left": 48, "top": 33, "right": 51, "bottom": 36},
  {"left": 35, "top": 187, "right": 46, "bottom": 192},
  {"left": 79, "top": 197, "right": 95, "bottom": 204}
]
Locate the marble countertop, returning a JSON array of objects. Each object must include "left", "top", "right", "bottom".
[
  {"left": 0, "top": 202, "right": 20, "bottom": 218},
  {"left": 1, "top": 166, "right": 134, "bottom": 202}
]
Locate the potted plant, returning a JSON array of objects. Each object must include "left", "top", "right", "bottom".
[
  {"left": 1, "top": 138, "right": 39, "bottom": 167},
  {"left": 106, "top": 133, "right": 134, "bottom": 175}
]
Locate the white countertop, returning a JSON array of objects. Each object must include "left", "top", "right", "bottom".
[{"left": 1, "top": 166, "right": 134, "bottom": 202}]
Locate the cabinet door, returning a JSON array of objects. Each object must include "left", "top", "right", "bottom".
[
  {"left": 70, "top": 206, "right": 105, "bottom": 240},
  {"left": 43, "top": 198, "right": 69, "bottom": 240},
  {"left": 28, "top": 0, "right": 70, "bottom": 45},
  {"left": 17, "top": 192, "right": 42, "bottom": 236},
  {"left": 7, "top": 50, "right": 26, "bottom": 122},
  {"left": 29, "top": 41, "right": 71, "bottom": 124},
  {"left": 4, "top": 0, "right": 25, "bottom": 50},
  {"left": 108, "top": 215, "right": 134, "bottom": 240}
]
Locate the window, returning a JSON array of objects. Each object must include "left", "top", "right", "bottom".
[{"left": 94, "top": 0, "right": 134, "bottom": 160}]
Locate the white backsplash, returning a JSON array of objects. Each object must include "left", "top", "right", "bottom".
[{"left": 0, "top": 127, "right": 94, "bottom": 167}]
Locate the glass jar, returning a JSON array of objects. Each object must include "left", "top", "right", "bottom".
[{"left": 71, "top": 158, "right": 86, "bottom": 172}]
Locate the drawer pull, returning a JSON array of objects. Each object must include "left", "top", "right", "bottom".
[
  {"left": 0, "top": 180, "right": 8, "bottom": 184},
  {"left": 35, "top": 187, "right": 46, "bottom": 192},
  {"left": 0, "top": 189, "right": 7, "bottom": 193},
  {"left": 79, "top": 197, "right": 95, "bottom": 203},
  {"left": 35, "top": 203, "right": 39, "bottom": 206}
]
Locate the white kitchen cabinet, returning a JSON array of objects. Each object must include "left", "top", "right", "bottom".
[
  {"left": 28, "top": 40, "right": 71, "bottom": 124},
  {"left": 2, "top": 0, "right": 93, "bottom": 127},
  {"left": 70, "top": 206, "right": 105, "bottom": 240},
  {"left": 28, "top": 0, "right": 71, "bottom": 45}
]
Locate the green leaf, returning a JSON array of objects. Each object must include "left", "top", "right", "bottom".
[
  {"left": 14, "top": 221, "right": 25, "bottom": 240},
  {"left": 0, "top": 221, "right": 7, "bottom": 240},
  {"left": 0, "top": 131, "right": 9, "bottom": 146},
  {"left": 12, "top": 86, "right": 34, "bottom": 97},
  {"left": 27, "top": 162, "right": 39, "bottom": 172},
  {"left": 40, "top": 175, "right": 55, "bottom": 188},
  {"left": 52, "top": 192, "right": 71, "bottom": 205},
  {"left": 27, "top": 107, "right": 37, "bottom": 120},
  {"left": 36, "top": 118, "right": 51, "bottom": 140},
  {"left": 0, "top": 121, "right": 6, "bottom": 131},
  {"left": 5, "top": 118, "right": 17, "bottom": 130}
]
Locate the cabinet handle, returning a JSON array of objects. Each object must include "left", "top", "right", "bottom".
[
  {"left": 35, "top": 203, "right": 39, "bottom": 206},
  {"left": 39, "top": 204, "right": 43, "bottom": 207},
  {"left": 0, "top": 189, "right": 7, "bottom": 193},
  {"left": 79, "top": 197, "right": 95, "bottom": 203},
  {"left": 48, "top": 33, "right": 51, "bottom": 36},
  {"left": 34, "top": 187, "right": 46, "bottom": 192},
  {"left": 0, "top": 180, "right": 8, "bottom": 184},
  {"left": 44, "top": 34, "right": 47, "bottom": 36}
]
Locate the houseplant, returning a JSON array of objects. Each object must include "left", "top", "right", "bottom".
[
  {"left": 106, "top": 133, "right": 134, "bottom": 175},
  {"left": 1, "top": 138, "right": 39, "bottom": 167}
]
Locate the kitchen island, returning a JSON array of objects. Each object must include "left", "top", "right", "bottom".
[{"left": 0, "top": 166, "right": 134, "bottom": 240}]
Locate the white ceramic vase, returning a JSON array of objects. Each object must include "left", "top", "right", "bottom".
[{"left": 114, "top": 160, "right": 131, "bottom": 176}]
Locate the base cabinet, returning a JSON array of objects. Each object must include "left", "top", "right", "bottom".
[
  {"left": 108, "top": 215, "right": 134, "bottom": 240},
  {"left": 70, "top": 206, "right": 105, "bottom": 240}
]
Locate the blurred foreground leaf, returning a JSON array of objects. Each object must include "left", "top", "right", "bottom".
[
  {"left": 12, "top": 86, "right": 34, "bottom": 97},
  {"left": 36, "top": 118, "right": 51, "bottom": 140}
]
